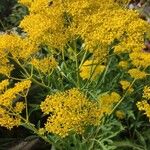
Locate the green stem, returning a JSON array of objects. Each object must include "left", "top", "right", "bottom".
[
  {"left": 95, "top": 57, "right": 112, "bottom": 88},
  {"left": 0, "top": 19, "right": 6, "bottom": 31},
  {"left": 79, "top": 50, "right": 87, "bottom": 69},
  {"left": 21, "top": 120, "right": 52, "bottom": 145},
  {"left": 110, "top": 79, "right": 136, "bottom": 115},
  {"left": 25, "top": 96, "right": 29, "bottom": 121},
  {"left": 74, "top": 40, "right": 80, "bottom": 88},
  {"left": 82, "top": 59, "right": 100, "bottom": 89},
  {"left": 12, "top": 57, "right": 50, "bottom": 89},
  {"left": 7, "top": 106, "right": 52, "bottom": 145}
]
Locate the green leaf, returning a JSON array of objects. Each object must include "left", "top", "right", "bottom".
[{"left": 114, "top": 140, "right": 144, "bottom": 150}]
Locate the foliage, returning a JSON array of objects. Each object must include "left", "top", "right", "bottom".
[{"left": 0, "top": 0, "right": 28, "bottom": 31}]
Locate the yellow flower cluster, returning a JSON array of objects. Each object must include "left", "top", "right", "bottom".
[
  {"left": 0, "top": 34, "right": 38, "bottom": 76},
  {"left": 118, "top": 61, "right": 129, "bottom": 70},
  {"left": 0, "top": 79, "right": 9, "bottom": 94},
  {"left": 120, "top": 80, "right": 134, "bottom": 92},
  {"left": 128, "top": 68, "right": 147, "bottom": 79},
  {"left": 40, "top": 88, "right": 120, "bottom": 138},
  {"left": 0, "top": 35, "right": 14, "bottom": 76},
  {"left": 98, "top": 92, "right": 121, "bottom": 115},
  {"left": 80, "top": 59, "right": 105, "bottom": 80},
  {"left": 114, "top": 18, "right": 150, "bottom": 53},
  {"left": 137, "top": 86, "right": 150, "bottom": 120},
  {"left": 129, "top": 52, "right": 150, "bottom": 68},
  {"left": 17, "top": 0, "right": 150, "bottom": 65},
  {"left": 19, "top": 0, "right": 67, "bottom": 49},
  {"left": 137, "top": 100, "right": 150, "bottom": 119},
  {"left": 143, "top": 86, "right": 150, "bottom": 99},
  {"left": 0, "top": 34, "right": 38, "bottom": 60},
  {"left": 0, "top": 80, "right": 31, "bottom": 129},
  {"left": 115, "top": 110, "right": 125, "bottom": 119},
  {"left": 0, "top": 107, "right": 22, "bottom": 129},
  {"left": 40, "top": 88, "right": 101, "bottom": 137},
  {"left": 14, "top": 102, "right": 25, "bottom": 113},
  {"left": 31, "top": 56, "right": 58, "bottom": 74},
  {"left": 0, "top": 0, "right": 149, "bottom": 78}
]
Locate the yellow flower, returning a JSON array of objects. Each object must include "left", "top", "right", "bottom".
[
  {"left": 80, "top": 60, "right": 105, "bottom": 80},
  {"left": 129, "top": 52, "right": 150, "bottom": 68},
  {"left": 137, "top": 86, "right": 150, "bottom": 120},
  {"left": 17, "top": 0, "right": 150, "bottom": 61},
  {"left": 0, "top": 35, "right": 15, "bottom": 76},
  {"left": 0, "top": 80, "right": 31, "bottom": 107},
  {"left": 0, "top": 107, "right": 21, "bottom": 129},
  {"left": 98, "top": 92, "right": 121, "bottom": 115},
  {"left": 31, "top": 56, "right": 58, "bottom": 74},
  {"left": 0, "top": 34, "right": 39, "bottom": 77},
  {"left": 40, "top": 88, "right": 102, "bottom": 138},
  {"left": 0, "top": 80, "right": 31, "bottom": 129},
  {"left": 14, "top": 102, "right": 25, "bottom": 113},
  {"left": 115, "top": 110, "right": 125, "bottom": 119},
  {"left": 128, "top": 68, "right": 146, "bottom": 79},
  {"left": 0, "top": 65, "right": 14, "bottom": 77},
  {"left": 0, "top": 79, "right": 9, "bottom": 93},
  {"left": 118, "top": 61, "right": 129, "bottom": 70},
  {"left": 137, "top": 100, "right": 150, "bottom": 119},
  {"left": 120, "top": 80, "right": 134, "bottom": 92},
  {"left": 38, "top": 128, "right": 46, "bottom": 135},
  {"left": 143, "top": 86, "right": 150, "bottom": 100},
  {"left": 13, "top": 80, "right": 31, "bottom": 96}
]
